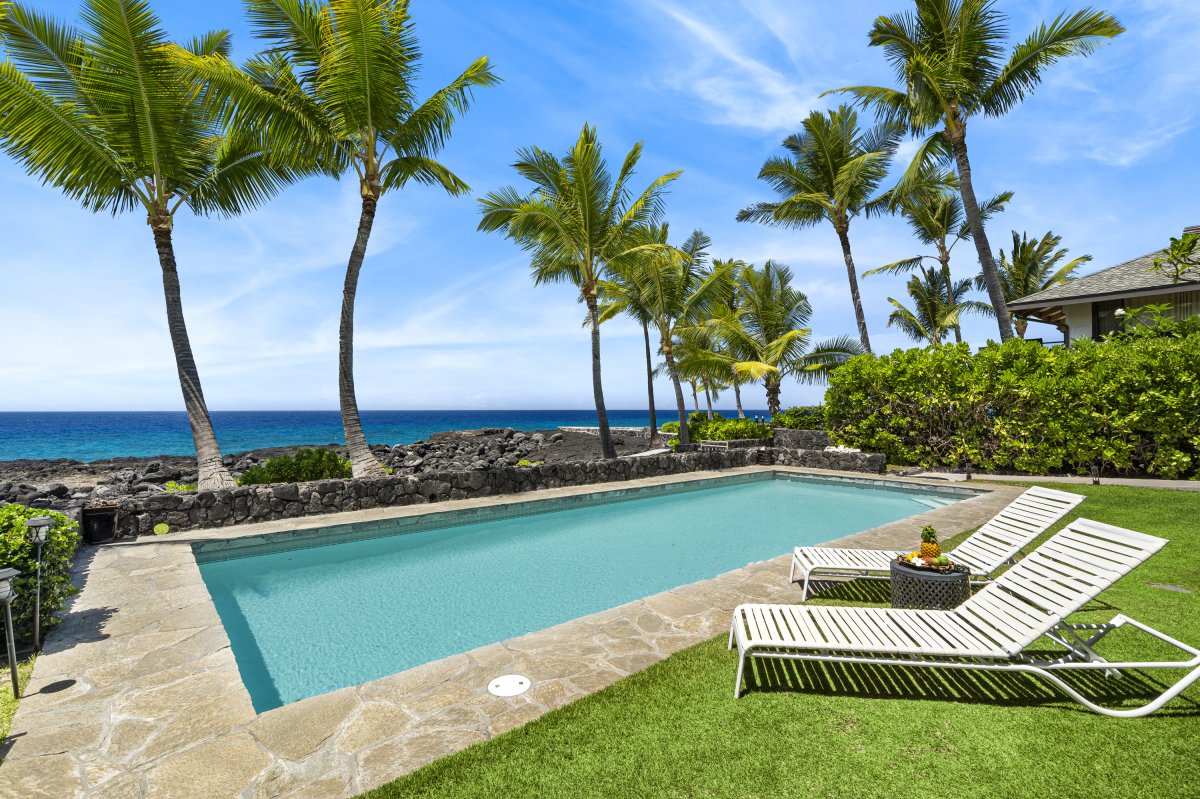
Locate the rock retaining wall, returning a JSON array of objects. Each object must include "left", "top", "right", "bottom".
[
  {"left": 109, "top": 446, "right": 885, "bottom": 536},
  {"left": 772, "top": 428, "right": 832, "bottom": 449}
]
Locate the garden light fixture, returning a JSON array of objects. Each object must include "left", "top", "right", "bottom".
[
  {"left": 25, "top": 516, "right": 53, "bottom": 650},
  {"left": 0, "top": 567, "right": 19, "bottom": 698},
  {"left": 1091, "top": 465, "right": 1101, "bottom": 485}
]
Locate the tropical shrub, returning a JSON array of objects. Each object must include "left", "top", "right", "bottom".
[
  {"left": 693, "top": 418, "right": 773, "bottom": 441},
  {"left": 660, "top": 421, "right": 681, "bottom": 434},
  {"left": 773, "top": 406, "right": 826, "bottom": 429},
  {"left": 0, "top": 505, "right": 80, "bottom": 646},
  {"left": 237, "top": 448, "right": 353, "bottom": 486},
  {"left": 825, "top": 337, "right": 1200, "bottom": 478},
  {"left": 164, "top": 481, "right": 195, "bottom": 493}
]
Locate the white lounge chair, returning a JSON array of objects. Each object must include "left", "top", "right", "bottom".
[
  {"left": 732, "top": 519, "right": 1200, "bottom": 717},
  {"left": 789, "top": 485, "right": 1085, "bottom": 600}
]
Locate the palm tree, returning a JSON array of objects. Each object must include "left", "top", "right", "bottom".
[
  {"left": 832, "top": 0, "right": 1123, "bottom": 341},
  {"left": 865, "top": 167, "right": 1010, "bottom": 342},
  {"left": 982, "top": 230, "right": 1091, "bottom": 338},
  {"left": 607, "top": 226, "right": 726, "bottom": 446},
  {"left": 595, "top": 266, "right": 662, "bottom": 445},
  {"left": 709, "top": 258, "right": 752, "bottom": 418},
  {"left": 0, "top": 0, "right": 305, "bottom": 490},
  {"left": 888, "top": 265, "right": 990, "bottom": 345},
  {"left": 180, "top": 0, "right": 498, "bottom": 477},
  {"left": 737, "top": 106, "right": 903, "bottom": 353},
  {"left": 479, "top": 125, "right": 680, "bottom": 459},
  {"left": 708, "top": 261, "right": 864, "bottom": 416}
]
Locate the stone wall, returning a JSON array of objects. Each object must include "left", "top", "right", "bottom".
[
  {"left": 768, "top": 447, "right": 885, "bottom": 473},
  {"left": 111, "top": 450, "right": 758, "bottom": 536},
  {"left": 772, "top": 428, "right": 832, "bottom": 449}
]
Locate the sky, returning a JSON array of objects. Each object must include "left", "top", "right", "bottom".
[{"left": 1, "top": 0, "right": 1198, "bottom": 412}]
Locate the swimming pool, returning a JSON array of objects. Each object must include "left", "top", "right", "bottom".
[{"left": 195, "top": 472, "right": 970, "bottom": 711}]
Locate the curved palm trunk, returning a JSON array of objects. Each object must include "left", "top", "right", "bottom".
[
  {"left": 765, "top": 373, "right": 783, "bottom": 417},
  {"left": 584, "top": 292, "right": 617, "bottom": 459},
  {"left": 661, "top": 336, "right": 690, "bottom": 446},
  {"left": 939, "top": 247, "right": 962, "bottom": 344},
  {"left": 641, "top": 322, "right": 661, "bottom": 445},
  {"left": 733, "top": 379, "right": 745, "bottom": 418},
  {"left": 152, "top": 225, "right": 235, "bottom": 491},
  {"left": 950, "top": 132, "right": 1014, "bottom": 341},
  {"left": 1015, "top": 317, "right": 1028, "bottom": 339},
  {"left": 340, "top": 196, "right": 387, "bottom": 478},
  {"left": 835, "top": 226, "right": 872, "bottom": 353},
  {"left": 703, "top": 381, "right": 713, "bottom": 420},
  {"left": 690, "top": 381, "right": 700, "bottom": 414}
]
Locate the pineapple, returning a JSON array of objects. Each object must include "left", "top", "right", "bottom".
[{"left": 919, "top": 525, "right": 941, "bottom": 559}]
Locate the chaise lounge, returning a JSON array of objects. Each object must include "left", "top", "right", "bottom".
[
  {"left": 732, "top": 519, "right": 1200, "bottom": 717},
  {"left": 788, "top": 485, "right": 1084, "bottom": 600}
]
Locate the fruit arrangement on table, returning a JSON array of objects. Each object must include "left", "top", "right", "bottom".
[{"left": 897, "top": 525, "right": 960, "bottom": 571}]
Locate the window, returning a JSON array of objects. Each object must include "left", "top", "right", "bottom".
[{"left": 1092, "top": 299, "right": 1124, "bottom": 339}]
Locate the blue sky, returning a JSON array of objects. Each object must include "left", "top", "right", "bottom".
[{"left": 2, "top": 0, "right": 1197, "bottom": 412}]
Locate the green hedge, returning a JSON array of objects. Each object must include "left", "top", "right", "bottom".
[
  {"left": 237, "top": 448, "right": 352, "bottom": 485},
  {"left": 772, "top": 406, "right": 825, "bottom": 429},
  {"left": 660, "top": 416, "right": 773, "bottom": 442},
  {"left": 825, "top": 336, "right": 1200, "bottom": 477},
  {"left": 0, "top": 505, "right": 81, "bottom": 647}
]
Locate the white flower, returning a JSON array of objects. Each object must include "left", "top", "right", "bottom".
[{"left": 1114, "top": 308, "right": 1126, "bottom": 317}]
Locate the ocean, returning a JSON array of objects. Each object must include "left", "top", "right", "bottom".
[{"left": 0, "top": 409, "right": 767, "bottom": 463}]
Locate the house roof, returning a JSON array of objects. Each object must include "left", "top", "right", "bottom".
[{"left": 1008, "top": 248, "right": 1200, "bottom": 310}]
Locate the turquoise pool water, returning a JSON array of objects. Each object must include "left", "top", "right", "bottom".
[{"left": 196, "top": 474, "right": 967, "bottom": 711}]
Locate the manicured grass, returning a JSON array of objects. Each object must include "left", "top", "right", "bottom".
[
  {"left": 0, "top": 655, "right": 36, "bottom": 764},
  {"left": 358, "top": 484, "right": 1199, "bottom": 799}
]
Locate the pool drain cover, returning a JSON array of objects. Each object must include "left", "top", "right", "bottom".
[{"left": 488, "top": 674, "right": 531, "bottom": 697}]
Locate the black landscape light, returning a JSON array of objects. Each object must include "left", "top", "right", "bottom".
[
  {"left": 25, "top": 516, "right": 53, "bottom": 650},
  {"left": 1090, "top": 465, "right": 1101, "bottom": 485},
  {"left": 0, "top": 567, "right": 20, "bottom": 698}
]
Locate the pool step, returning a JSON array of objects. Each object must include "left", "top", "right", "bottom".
[{"left": 915, "top": 497, "right": 955, "bottom": 510}]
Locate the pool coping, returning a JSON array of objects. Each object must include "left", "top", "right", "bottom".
[{"left": 0, "top": 467, "right": 1020, "bottom": 799}]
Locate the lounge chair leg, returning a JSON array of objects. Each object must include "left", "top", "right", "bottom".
[
  {"left": 734, "top": 650, "right": 746, "bottom": 699},
  {"left": 788, "top": 558, "right": 796, "bottom": 583},
  {"left": 800, "top": 573, "right": 810, "bottom": 602},
  {"left": 728, "top": 619, "right": 736, "bottom": 650}
]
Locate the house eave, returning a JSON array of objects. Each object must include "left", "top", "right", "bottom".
[{"left": 1008, "top": 280, "right": 1200, "bottom": 311}]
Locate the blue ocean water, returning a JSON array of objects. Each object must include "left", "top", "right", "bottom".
[
  {"left": 198, "top": 473, "right": 958, "bottom": 710},
  {"left": 0, "top": 409, "right": 768, "bottom": 462}
]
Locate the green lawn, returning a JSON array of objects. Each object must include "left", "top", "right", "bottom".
[
  {"left": 0, "top": 655, "right": 36, "bottom": 764},
  {"left": 359, "top": 484, "right": 1200, "bottom": 799}
]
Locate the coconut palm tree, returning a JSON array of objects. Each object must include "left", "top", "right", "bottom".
[
  {"left": 595, "top": 267, "right": 662, "bottom": 445},
  {"left": 981, "top": 230, "right": 1090, "bottom": 338},
  {"left": 866, "top": 167, "right": 1011, "bottom": 342},
  {"left": 612, "top": 226, "right": 728, "bottom": 446},
  {"left": 479, "top": 125, "right": 680, "bottom": 459},
  {"left": 708, "top": 258, "right": 752, "bottom": 417},
  {"left": 888, "top": 265, "right": 991, "bottom": 345},
  {"left": 179, "top": 0, "right": 498, "bottom": 477},
  {"left": 707, "top": 261, "right": 864, "bottom": 415},
  {"left": 737, "top": 106, "right": 903, "bottom": 354},
  {"left": 832, "top": 0, "right": 1123, "bottom": 341},
  {"left": 0, "top": 0, "right": 307, "bottom": 490}
]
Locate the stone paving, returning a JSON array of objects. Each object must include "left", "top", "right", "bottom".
[{"left": 0, "top": 467, "right": 1018, "bottom": 799}]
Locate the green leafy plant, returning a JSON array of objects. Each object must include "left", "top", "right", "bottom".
[
  {"left": 690, "top": 418, "right": 773, "bottom": 442},
  {"left": 515, "top": 459, "right": 544, "bottom": 468},
  {"left": 0, "top": 505, "right": 80, "bottom": 646},
  {"left": 825, "top": 336, "right": 1200, "bottom": 478},
  {"left": 236, "top": 449, "right": 352, "bottom": 486},
  {"left": 1109, "top": 304, "right": 1200, "bottom": 341},
  {"left": 153, "top": 523, "right": 170, "bottom": 536},
  {"left": 772, "top": 406, "right": 826, "bottom": 429},
  {"left": 660, "top": 421, "right": 681, "bottom": 434},
  {"left": 164, "top": 481, "right": 195, "bottom": 493},
  {"left": 1149, "top": 233, "right": 1200, "bottom": 284}
]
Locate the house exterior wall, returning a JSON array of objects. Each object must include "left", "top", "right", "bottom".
[{"left": 1064, "top": 303, "right": 1092, "bottom": 342}]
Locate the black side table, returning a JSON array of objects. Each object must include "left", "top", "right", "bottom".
[{"left": 889, "top": 560, "right": 971, "bottom": 610}]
